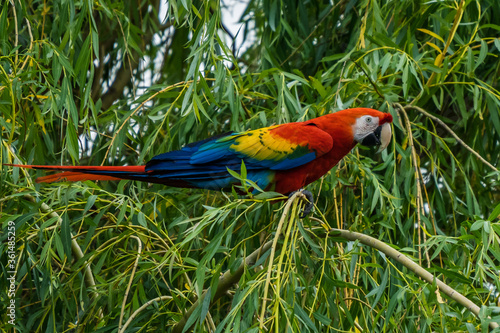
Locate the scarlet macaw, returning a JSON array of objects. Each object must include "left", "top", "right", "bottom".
[{"left": 7, "top": 108, "right": 392, "bottom": 196}]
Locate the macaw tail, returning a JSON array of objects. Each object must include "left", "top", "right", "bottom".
[{"left": 4, "top": 164, "right": 147, "bottom": 183}]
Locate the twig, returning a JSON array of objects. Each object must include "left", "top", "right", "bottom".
[
  {"left": 172, "top": 240, "right": 274, "bottom": 333},
  {"left": 118, "top": 235, "right": 143, "bottom": 332},
  {"left": 259, "top": 191, "right": 303, "bottom": 330},
  {"left": 10, "top": 0, "right": 18, "bottom": 64},
  {"left": 333, "top": 60, "right": 347, "bottom": 109},
  {"left": 115, "top": 10, "right": 138, "bottom": 103},
  {"left": 396, "top": 104, "right": 431, "bottom": 268},
  {"left": 426, "top": 0, "right": 465, "bottom": 87},
  {"left": 280, "top": 3, "right": 339, "bottom": 66},
  {"left": 402, "top": 104, "right": 498, "bottom": 173},
  {"left": 96, "top": 10, "right": 172, "bottom": 110},
  {"left": 101, "top": 80, "right": 191, "bottom": 163},
  {"left": 327, "top": 228, "right": 499, "bottom": 330},
  {"left": 22, "top": 194, "right": 103, "bottom": 319},
  {"left": 119, "top": 296, "right": 173, "bottom": 332},
  {"left": 351, "top": 58, "right": 384, "bottom": 99},
  {"left": 19, "top": 17, "right": 34, "bottom": 72}
]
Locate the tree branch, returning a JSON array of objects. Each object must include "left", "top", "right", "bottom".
[
  {"left": 99, "top": 48, "right": 142, "bottom": 111},
  {"left": 351, "top": 57, "right": 384, "bottom": 99},
  {"left": 397, "top": 103, "right": 498, "bottom": 173},
  {"left": 173, "top": 192, "right": 307, "bottom": 333},
  {"left": 119, "top": 296, "right": 173, "bottom": 333},
  {"left": 22, "top": 194, "right": 103, "bottom": 319},
  {"left": 119, "top": 235, "right": 143, "bottom": 332},
  {"left": 172, "top": 240, "right": 274, "bottom": 333},
  {"left": 259, "top": 191, "right": 305, "bottom": 329},
  {"left": 96, "top": 14, "right": 172, "bottom": 110},
  {"left": 327, "top": 228, "right": 499, "bottom": 330}
]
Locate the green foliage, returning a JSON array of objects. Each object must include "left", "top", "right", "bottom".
[{"left": 1, "top": 0, "right": 500, "bottom": 331}]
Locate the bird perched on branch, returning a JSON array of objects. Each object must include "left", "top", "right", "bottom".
[{"left": 7, "top": 108, "right": 392, "bottom": 214}]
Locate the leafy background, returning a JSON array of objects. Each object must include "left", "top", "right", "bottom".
[{"left": 1, "top": 0, "right": 500, "bottom": 332}]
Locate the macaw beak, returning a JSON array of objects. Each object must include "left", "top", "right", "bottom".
[{"left": 360, "top": 122, "right": 392, "bottom": 153}]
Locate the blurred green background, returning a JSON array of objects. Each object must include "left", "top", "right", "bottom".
[{"left": 1, "top": 0, "right": 499, "bottom": 331}]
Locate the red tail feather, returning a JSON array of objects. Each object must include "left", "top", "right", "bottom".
[
  {"left": 4, "top": 164, "right": 146, "bottom": 183},
  {"left": 35, "top": 172, "right": 124, "bottom": 183}
]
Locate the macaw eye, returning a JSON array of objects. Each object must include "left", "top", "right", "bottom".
[{"left": 365, "top": 117, "right": 372, "bottom": 123}]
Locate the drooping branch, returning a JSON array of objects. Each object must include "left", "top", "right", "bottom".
[
  {"left": 172, "top": 240, "right": 274, "bottom": 333},
  {"left": 259, "top": 191, "right": 305, "bottom": 329},
  {"left": 119, "top": 296, "right": 173, "bottom": 333},
  {"left": 173, "top": 191, "right": 309, "bottom": 333},
  {"left": 326, "top": 228, "right": 499, "bottom": 330},
  {"left": 397, "top": 103, "right": 498, "bottom": 173},
  {"left": 118, "top": 235, "right": 143, "bottom": 332},
  {"left": 22, "top": 194, "right": 103, "bottom": 319},
  {"left": 99, "top": 55, "right": 138, "bottom": 110},
  {"left": 95, "top": 10, "right": 172, "bottom": 110}
]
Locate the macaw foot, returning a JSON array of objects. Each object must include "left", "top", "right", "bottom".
[{"left": 289, "top": 189, "right": 314, "bottom": 218}]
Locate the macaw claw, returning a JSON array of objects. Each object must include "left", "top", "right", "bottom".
[{"left": 289, "top": 189, "right": 314, "bottom": 218}]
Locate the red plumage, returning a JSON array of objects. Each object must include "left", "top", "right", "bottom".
[{"left": 271, "top": 109, "right": 392, "bottom": 193}]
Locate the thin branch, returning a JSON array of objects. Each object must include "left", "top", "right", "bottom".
[
  {"left": 172, "top": 240, "right": 274, "bottom": 333},
  {"left": 403, "top": 104, "right": 498, "bottom": 172},
  {"left": 101, "top": 80, "right": 192, "bottom": 163},
  {"left": 19, "top": 17, "right": 34, "bottom": 72},
  {"left": 351, "top": 57, "right": 384, "bottom": 99},
  {"left": 259, "top": 191, "right": 304, "bottom": 330},
  {"left": 99, "top": 56, "right": 138, "bottom": 111},
  {"left": 333, "top": 60, "right": 347, "bottom": 109},
  {"left": 11, "top": 0, "right": 18, "bottom": 64},
  {"left": 119, "top": 235, "right": 143, "bottom": 332},
  {"left": 98, "top": 22, "right": 172, "bottom": 110},
  {"left": 327, "top": 228, "right": 500, "bottom": 330},
  {"left": 396, "top": 104, "right": 431, "bottom": 268},
  {"left": 119, "top": 296, "right": 173, "bottom": 332},
  {"left": 22, "top": 194, "right": 103, "bottom": 319},
  {"left": 280, "top": 3, "right": 339, "bottom": 66},
  {"left": 425, "top": 0, "right": 465, "bottom": 87}
]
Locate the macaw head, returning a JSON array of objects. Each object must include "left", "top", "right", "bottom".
[{"left": 349, "top": 109, "right": 393, "bottom": 152}]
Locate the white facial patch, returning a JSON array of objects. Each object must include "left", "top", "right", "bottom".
[{"left": 353, "top": 115, "right": 380, "bottom": 143}]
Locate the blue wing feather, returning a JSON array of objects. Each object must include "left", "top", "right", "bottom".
[{"left": 144, "top": 126, "right": 324, "bottom": 190}]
